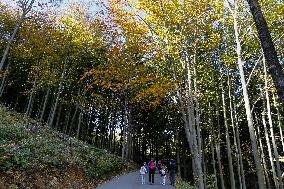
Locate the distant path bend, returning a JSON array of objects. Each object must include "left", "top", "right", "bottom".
[{"left": 96, "top": 171, "right": 175, "bottom": 189}]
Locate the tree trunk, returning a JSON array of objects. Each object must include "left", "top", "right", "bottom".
[
  {"left": 263, "top": 58, "right": 283, "bottom": 189},
  {"left": 26, "top": 76, "right": 37, "bottom": 116},
  {"left": 216, "top": 109, "right": 225, "bottom": 189},
  {"left": 55, "top": 103, "right": 62, "bottom": 130},
  {"left": 0, "top": 15, "right": 24, "bottom": 70},
  {"left": 210, "top": 133, "right": 218, "bottom": 189},
  {"left": 0, "top": 0, "right": 35, "bottom": 70},
  {"left": 63, "top": 108, "right": 71, "bottom": 135},
  {"left": 233, "top": 95, "right": 247, "bottom": 189},
  {"left": 228, "top": 74, "right": 243, "bottom": 189},
  {"left": 122, "top": 97, "right": 128, "bottom": 161},
  {"left": 246, "top": 0, "right": 284, "bottom": 106},
  {"left": 40, "top": 88, "right": 50, "bottom": 122},
  {"left": 0, "top": 65, "right": 9, "bottom": 97},
  {"left": 261, "top": 93, "right": 278, "bottom": 189},
  {"left": 76, "top": 107, "right": 83, "bottom": 139},
  {"left": 176, "top": 132, "right": 181, "bottom": 177},
  {"left": 215, "top": 131, "right": 225, "bottom": 189},
  {"left": 221, "top": 84, "right": 235, "bottom": 189},
  {"left": 48, "top": 56, "right": 68, "bottom": 128},
  {"left": 256, "top": 117, "right": 271, "bottom": 189},
  {"left": 232, "top": 2, "right": 265, "bottom": 187},
  {"left": 273, "top": 94, "right": 284, "bottom": 152}
]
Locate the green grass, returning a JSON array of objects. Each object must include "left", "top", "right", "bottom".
[{"left": 0, "top": 105, "right": 124, "bottom": 182}]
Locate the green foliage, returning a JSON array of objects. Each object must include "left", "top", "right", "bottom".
[
  {"left": 175, "top": 178, "right": 196, "bottom": 189},
  {"left": 0, "top": 104, "right": 124, "bottom": 180}
]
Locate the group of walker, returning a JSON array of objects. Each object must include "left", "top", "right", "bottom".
[{"left": 140, "top": 158, "right": 175, "bottom": 186}]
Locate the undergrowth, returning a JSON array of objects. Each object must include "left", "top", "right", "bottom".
[{"left": 0, "top": 104, "right": 124, "bottom": 187}]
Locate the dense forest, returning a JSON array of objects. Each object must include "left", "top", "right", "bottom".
[{"left": 0, "top": 0, "right": 284, "bottom": 188}]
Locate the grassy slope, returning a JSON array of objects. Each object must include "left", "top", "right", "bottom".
[{"left": 0, "top": 105, "right": 125, "bottom": 189}]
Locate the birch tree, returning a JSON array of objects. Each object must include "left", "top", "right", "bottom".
[
  {"left": 0, "top": 0, "right": 35, "bottom": 70},
  {"left": 226, "top": 0, "right": 265, "bottom": 187}
]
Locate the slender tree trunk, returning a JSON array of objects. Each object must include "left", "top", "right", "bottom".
[
  {"left": 246, "top": 0, "right": 284, "bottom": 106},
  {"left": 256, "top": 117, "right": 271, "bottom": 189},
  {"left": 26, "top": 76, "right": 37, "bottom": 116},
  {"left": 209, "top": 103, "right": 218, "bottom": 189},
  {"left": 76, "top": 107, "right": 83, "bottom": 139},
  {"left": 0, "top": 0, "right": 35, "bottom": 69},
  {"left": 228, "top": 74, "right": 243, "bottom": 189},
  {"left": 122, "top": 97, "right": 128, "bottom": 161},
  {"left": 69, "top": 104, "right": 79, "bottom": 135},
  {"left": 215, "top": 133, "right": 225, "bottom": 189},
  {"left": 109, "top": 112, "right": 114, "bottom": 151},
  {"left": 273, "top": 94, "right": 284, "bottom": 152},
  {"left": 0, "top": 15, "right": 24, "bottom": 70},
  {"left": 40, "top": 88, "right": 50, "bottom": 122},
  {"left": 0, "top": 65, "right": 9, "bottom": 97},
  {"left": 55, "top": 103, "right": 62, "bottom": 130},
  {"left": 264, "top": 58, "right": 283, "bottom": 189},
  {"left": 232, "top": 2, "right": 265, "bottom": 187},
  {"left": 210, "top": 133, "right": 218, "bottom": 189},
  {"left": 48, "top": 56, "right": 68, "bottom": 128},
  {"left": 233, "top": 95, "right": 246, "bottom": 189},
  {"left": 261, "top": 93, "right": 278, "bottom": 189},
  {"left": 63, "top": 108, "right": 71, "bottom": 134},
  {"left": 176, "top": 132, "right": 181, "bottom": 177},
  {"left": 216, "top": 109, "right": 225, "bottom": 189},
  {"left": 221, "top": 85, "right": 235, "bottom": 189}
]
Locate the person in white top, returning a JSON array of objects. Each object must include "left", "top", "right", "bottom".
[
  {"left": 161, "top": 164, "right": 167, "bottom": 186},
  {"left": 140, "top": 162, "right": 147, "bottom": 184}
]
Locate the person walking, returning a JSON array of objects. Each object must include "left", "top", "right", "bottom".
[
  {"left": 147, "top": 158, "right": 157, "bottom": 185},
  {"left": 140, "top": 162, "right": 147, "bottom": 184},
  {"left": 161, "top": 164, "right": 167, "bottom": 186},
  {"left": 169, "top": 159, "right": 175, "bottom": 186}
]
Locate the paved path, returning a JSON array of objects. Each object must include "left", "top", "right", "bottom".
[{"left": 96, "top": 171, "right": 175, "bottom": 189}]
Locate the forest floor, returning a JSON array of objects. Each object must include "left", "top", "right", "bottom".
[{"left": 96, "top": 171, "right": 175, "bottom": 189}]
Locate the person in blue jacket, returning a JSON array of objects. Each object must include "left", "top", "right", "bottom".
[
  {"left": 169, "top": 159, "right": 175, "bottom": 186},
  {"left": 147, "top": 158, "right": 157, "bottom": 184}
]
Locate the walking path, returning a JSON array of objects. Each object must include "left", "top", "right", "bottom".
[{"left": 96, "top": 171, "right": 175, "bottom": 189}]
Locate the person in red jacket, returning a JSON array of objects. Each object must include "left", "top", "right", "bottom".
[{"left": 147, "top": 158, "right": 157, "bottom": 185}]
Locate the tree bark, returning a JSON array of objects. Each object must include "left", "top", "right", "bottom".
[
  {"left": 261, "top": 91, "right": 278, "bottom": 189},
  {"left": 63, "top": 108, "right": 71, "bottom": 134},
  {"left": 40, "top": 88, "right": 50, "bottom": 122},
  {"left": 55, "top": 103, "right": 62, "bottom": 130},
  {"left": 232, "top": 2, "right": 265, "bottom": 187},
  {"left": 48, "top": 55, "right": 68, "bottom": 128},
  {"left": 246, "top": 0, "right": 284, "bottom": 106},
  {"left": 0, "top": 16, "right": 23, "bottom": 70},
  {"left": 26, "top": 76, "right": 37, "bottom": 116},
  {"left": 221, "top": 84, "right": 235, "bottom": 189},
  {"left": 0, "top": 65, "right": 9, "bottom": 97},
  {"left": 76, "top": 106, "right": 83, "bottom": 139},
  {"left": 0, "top": 0, "right": 35, "bottom": 70},
  {"left": 273, "top": 94, "right": 284, "bottom": 152},
  {"left": 263, "top": 58, "right": 283, "bottom": 189},
  {"left": 233, "top": 95, "right": 246, "bottom": 189},
  {"left": 228, "top": 75, "right": 244, "bottom": 189},
  {"left": 216, "top": 109, "right": 226, "bottom": 189},
  {"left": 256, "top": 117, "right": 271, "bottom": 189}
]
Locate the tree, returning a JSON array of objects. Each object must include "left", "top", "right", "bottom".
[
  {"left": 246, "top": 0, "right": 284, "bottom": 107},
  {"left": 0, "top": 0, "right": 35, "bottom": 70}
]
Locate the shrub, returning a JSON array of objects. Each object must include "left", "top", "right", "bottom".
[{"left": 175, "top": 178, "right": 196, "bottom": 189}]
